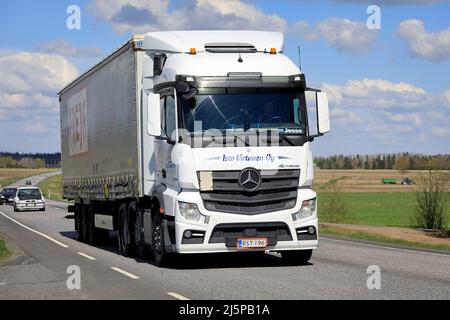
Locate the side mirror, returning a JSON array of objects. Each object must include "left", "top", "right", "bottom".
[
  {"left": 153, "top": 54, "right": 166, "bottom": 76},
  {"left": 316, "top": 92, "right": 330, "bottom": 134},
  {"left": 147, "top": 92, "right": 161, "bottom": 136}
]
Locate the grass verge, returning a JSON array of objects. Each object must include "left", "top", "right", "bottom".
[
  {"left": 37, "top": 174, "right": 66, "bottom": 202},
  {"left": 0, "top": 238, "right": 11, "bottom": 263},
  {"left": 320, "top": 226, "right": 450, "bottom": 252}
]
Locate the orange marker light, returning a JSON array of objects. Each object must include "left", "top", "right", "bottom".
[
  {"left": 269, "top": 48, "right": 277, "bottom": 54},
  {"left": 189, "top": 48, "right": 196, "bottom": 55}
]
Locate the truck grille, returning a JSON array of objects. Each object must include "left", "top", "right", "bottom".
[{"left": 200, "top": 169, "right": 299, "bottom": 214}]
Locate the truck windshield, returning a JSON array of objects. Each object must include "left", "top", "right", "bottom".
[{"left": 180, "top": 88, "right": 307, "bottom": 134}]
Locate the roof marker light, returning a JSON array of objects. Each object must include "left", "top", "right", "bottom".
[
  {"left": 269, "top": 48, "right": 277, "bottom": 54},
  {"left": 189, "top": 48, "right": 196, "bottom": 55}
]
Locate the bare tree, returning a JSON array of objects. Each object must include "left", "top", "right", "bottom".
[
  {"left": 414, "top": 170, "right": 449, "bottom": 231},
  {"left": 322, "top": 180, "right": 349, "bottom": 223}
]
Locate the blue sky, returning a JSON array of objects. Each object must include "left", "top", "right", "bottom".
[{"left": 0, "top": 0, "right": 449, "bottom": 156}]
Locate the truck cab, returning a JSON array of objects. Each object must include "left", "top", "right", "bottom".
[{"left": 141, "top": 31, "right": 330, "bottom": 264}]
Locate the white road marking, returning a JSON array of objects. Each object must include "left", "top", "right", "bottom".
[
  {"left": 110, "top": 267, "right": 140, "bottom": 279},
  {"left": 167, "top": 292, "right": 190, "bottom": 300},
  {"left": 0, "top": 211, "right": 69, "bottom": 248},
  {"left": 321, "top": 236, "right": 450, "bottom": 258},
  {"left": 77, "top": 252, "right": 96, "bottom": 260}
]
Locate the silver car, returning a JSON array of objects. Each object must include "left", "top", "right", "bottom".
[{"left": 13, "top": 187, "right": 46, "bottom": 212}]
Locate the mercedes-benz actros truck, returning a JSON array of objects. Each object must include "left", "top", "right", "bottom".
[{"left": 59, "top": 30, "right": 331, "bottom": 266}]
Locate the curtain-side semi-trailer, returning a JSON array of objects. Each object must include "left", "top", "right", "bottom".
[{"left": 59, "top": 31, "right": 331, "bottom": 266}]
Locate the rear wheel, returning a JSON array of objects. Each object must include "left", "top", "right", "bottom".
[
  {"left": 281, "top": 249, "right": 313, "bottom": 265},
  {"left": 132, "top": 209, "right": 151, "bottom": 260},
  {"left": 118, "top": 202, "right": 135, "bottom": 256},
  {"left": 80, "top": 205, "right": 88, "bottom": 243}
]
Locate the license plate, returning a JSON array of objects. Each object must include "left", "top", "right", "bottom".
[
  {"left": 26, "top": 203, "right": 35, "bottom": 207},
  {"left": 237, "top": 238, "right": 268, "bottom": 250}
]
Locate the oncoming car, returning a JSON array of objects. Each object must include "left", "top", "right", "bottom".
[
  {"left": 13, "top": 187, "right": 46, "bottom": 212},
  {"left": 0, "top": 188, "right": 17, "bottom": 204}
]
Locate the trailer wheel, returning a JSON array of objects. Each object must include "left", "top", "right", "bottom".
[
  {"left": 80, "top": 205, "right": 88, "bottom": 243},
  {"left": 118, "top": 202, "right": 134, "bottom": 257},
  {"left": 281, "top": 249, "right": 313, "bottom": 265},
  {"left": 133, "top": 206, "right": 150, "bottom": 260}
]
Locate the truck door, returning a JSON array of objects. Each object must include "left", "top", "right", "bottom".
[{"left": 155, "top": 89, "right": 178, "bottom": 189}]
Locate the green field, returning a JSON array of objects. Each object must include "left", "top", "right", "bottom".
[
  {"left": 37, "top": 174, "right": 66, "bottom": 202},
  {"left": 318, "top": 192, "right": 449, "bottom": 228}
]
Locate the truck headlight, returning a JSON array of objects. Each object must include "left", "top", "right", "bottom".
[
  {"left": 178, "top": 202, "right": 206, "bottom": 222},
  {"left": 292, "top": 198, "right": 316, "bottom": 221}
]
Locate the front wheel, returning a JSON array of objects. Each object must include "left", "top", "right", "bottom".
[
  {"left": 152, "top": 213, "right": 174, "bottom": 267},
  {"left": 281, "top": 249, "right": 313, "bottom": 265},
  {"left": 13, "top": 205, "right": 18, "bottom": 212}
]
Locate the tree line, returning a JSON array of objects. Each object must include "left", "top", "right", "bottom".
[
  {"left": 314, "top": 153, "right": 450, "bottom": 170},
  {"left": 0, "top": 152, "right": 61, "bottom": 169}
]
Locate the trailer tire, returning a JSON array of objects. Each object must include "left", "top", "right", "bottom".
[
  {"left": 118, "top": 202, "right": 135, "bottom": 257},
  {"left": 281, "top": 249, "right": 313, "bottom": 265},
  {"left": 132, "top": 206, "right": 150, "bottom": 260},
  {"left": 80, "top": 205, "right": 88, "bottom": 243}
]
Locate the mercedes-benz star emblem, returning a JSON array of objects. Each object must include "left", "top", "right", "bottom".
[{"left": 238, "top": 168, "right": 262, "bottom": 192}]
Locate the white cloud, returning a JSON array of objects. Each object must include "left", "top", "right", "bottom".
[
  {"left": 383, "top": 112, "right": 423, "bottom": 126},
  {"left": 0, "top": 51, "right": 78, "bottom": 124},
  {"left": 321, "top": 78, "right": 427, "bottom": 109},
  {"left": 0, "top": 52, "right": 78, "bottom": 95},
  {"left": 317, "top": 18, "right": 378, "bottom": 54},
  {"left": 431, "top": 127, "right": 449, "bottom": 137},
  {"left": 24, "top": 121, "right": 49, "bottom": 134},
  {"left": 36, "top": 39, "right": 101, "bottom": 58},
  {"left": 397, "top": 19, "right": 450, "bottom": 62},
  {"left": 330, "top": 108, "right": 366, "bottom": 125},
  {"left": 88, "top": 0, "right": 287, "bottom": 34},
  {"left": 290, "top": 18, "right": 378, "bottom": 54},
  {"left": 317, "top": 77, "right": 450, "bottom": 148}
]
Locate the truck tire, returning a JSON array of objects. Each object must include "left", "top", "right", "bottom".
[
  {"left": 80, "top": 205, "right": 88, "bottom": 243},
  {"left": 152, "top": 212, "right": 174, "bottom": 267},
  {"left": 130, "top": 204, "right": 150, "bottom": 260},
  {"left": 281, "top": 249, "right": 313, "bottom": 265},
  {"left": 118, "top": 202, "right": 135, "bottom": 257}
]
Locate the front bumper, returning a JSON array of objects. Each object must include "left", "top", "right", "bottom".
[
  {"left": 15, "top": 203, "right": 45, "bottom": 211},
  {"left": 169, "top": 189, "right": 318, "bottom": 254}
]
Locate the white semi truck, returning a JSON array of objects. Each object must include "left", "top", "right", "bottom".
[{"left": 59, "top": 31, "right": 330, "bottom": 266}]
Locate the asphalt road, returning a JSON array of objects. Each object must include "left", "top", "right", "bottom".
[{"left": 0, "top": 173, "right": 449, "bottom": 299}]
